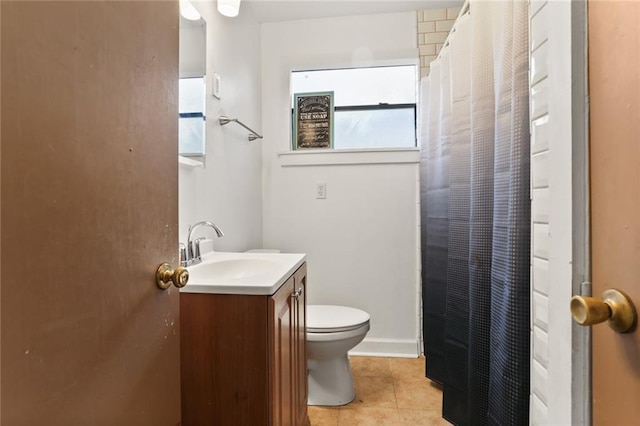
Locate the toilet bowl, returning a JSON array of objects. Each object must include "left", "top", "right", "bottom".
[{"left": 307, "top": 305, "right": 370, "bottom": 406}]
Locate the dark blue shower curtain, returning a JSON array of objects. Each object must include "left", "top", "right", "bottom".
[{"left": 420, "top": 2, "right": 530, "bottom": 425}]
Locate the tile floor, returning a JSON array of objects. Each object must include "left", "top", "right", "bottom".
[{"left": 307, "top": 356, "right": 450, "bottom": 426}]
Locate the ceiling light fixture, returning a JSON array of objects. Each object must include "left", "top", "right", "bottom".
[
  {"left": 218, "top": 0, "right": 241, "bottom": 18},
  {"left": 180, "top": 0, "right": 201, "bottom": 21}
]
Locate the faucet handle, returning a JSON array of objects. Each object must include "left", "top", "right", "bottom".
[
  {"left": 193, "top": 237, "right": 206, "bottom": 260},
  {"left": 179, "top": 243, "right": 187, "bottom": 267},
  {"left": 187, "top": 237, "right": 206, "bottom": 266}
]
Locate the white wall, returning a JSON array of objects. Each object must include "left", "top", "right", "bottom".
[
  {"left": 261, "top": 13, "right": 421, "bottom": 356},
  {"left": 179, "top": 2, "right": 263, "bottom": 251}
]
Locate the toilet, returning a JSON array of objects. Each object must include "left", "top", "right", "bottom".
[{"left": 306, "top": 305, "right": 371, "bottom": 406}]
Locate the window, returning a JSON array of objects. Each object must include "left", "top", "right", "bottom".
[
  {"left": 179, "top": 77, "right": 206, "bottom": 158},
  {"left": 291, "top": 65, "right": 417, "bottom": 150}
]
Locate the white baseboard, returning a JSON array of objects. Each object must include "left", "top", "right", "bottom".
[{"left": 349, "top": 337, "right": 420, "bottom": 358}]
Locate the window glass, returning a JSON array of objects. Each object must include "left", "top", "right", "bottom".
[
  {"left": 291, "top": 65, "right": 417, "bottom": 149},
  {"left": 291, "top": 66, "right": 416, "bottom": 106},
  {"left": 179, "top": 116, "right": 205, "bottom": 156},
  {"left": 334, "top": 108, "right": 416, "bottom": 149},
  {"left": 179, "top": 77, "right": 206, "bottom": 157}
]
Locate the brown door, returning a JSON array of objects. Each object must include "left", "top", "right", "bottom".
[
  {"left": 1, "top": 2, "right": 180, "bottom": 424},
  {"left": 588, "top": 1, "right": 640, "bottom": 424}
]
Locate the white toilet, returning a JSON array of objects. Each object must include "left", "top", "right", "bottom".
[{"left": 306, "top": 305, "right": 371, "bottom": 406}]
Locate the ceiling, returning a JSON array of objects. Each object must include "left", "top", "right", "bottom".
[{"left": 241, "top": 0, "right": 464, "bottom": 23}]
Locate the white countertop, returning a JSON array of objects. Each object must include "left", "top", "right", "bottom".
[{"left": 179, "top": 251, "right": 306, "bottom": 296}]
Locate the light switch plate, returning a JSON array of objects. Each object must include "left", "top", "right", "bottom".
[
  {"left": 213, "top": 73, "right": 221, "bottom": 99},
  {"left": 316, "top": 183, "right": 327, "bottom": 199}
]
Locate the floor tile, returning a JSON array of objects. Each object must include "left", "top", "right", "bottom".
[
  {"left": 389, "top": 356, "right": 426, "bottom": 381},
  {"left": 398, "top": 409, "right": 451, "bottom": 425},
  {"left": 394, "top": 378, "right": 442, "bottom": 411},
  {"left": 350, "top": 356, "right": 392, "bottom": 378},
  {"left": 346, "top": 376, "right": 397, "bottom": 409},
  {"left": 338, "top": 407, "right": 401, "bottom": 426},
  {"left": 308, "top": 356, "right": 447, "bottom": 426},
  {"left": 308, "top": 406, "right": 339, "bottom": 426}
]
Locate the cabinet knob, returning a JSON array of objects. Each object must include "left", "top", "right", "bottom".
[
  {"left": 291, "top": 287, "right": 303, "bottom": 299},
  {"left": 156, "top": 263, "right": 189, "bottom": 290}
]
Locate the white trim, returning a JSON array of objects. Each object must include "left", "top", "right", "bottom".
[
  {"left": 278, "top": 147, "right": 420, "bottom": 167},
  {"left": 178, "top": 155, "right": 205, "bottom": 168},
  {"left": 350, "top": 337, "right": 420, "bottom": 358},
  {"left": 569, "top": 1, "right": 590, "bottom": 424},
  {"left": 529, "top": 1, "right": 589, "bottom": 424}
]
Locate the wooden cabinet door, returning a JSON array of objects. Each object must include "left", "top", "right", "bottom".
[
  {"left": 1, "top": 2, "right": 180, "bottom": 424},
  {"left": 292, "top": 264, "right": 309, "bottom": 425},
  {"left": 588, "top": 1, "right": 640, "bottom": 423},
  {"left": 270, "top": 276, "right": 295, "bottom": 425},
  {"left": 180, "top": 293, "right": 269, "bottom": 426}
]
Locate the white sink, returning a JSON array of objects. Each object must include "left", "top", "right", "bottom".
[
  {"left": 180, "top": 251, "right": 306, "bottom": 295},
  {"left": 191, "top": 258, "right": 280, "bottom": 280}
]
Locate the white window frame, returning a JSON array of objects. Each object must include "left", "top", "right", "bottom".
[{"left": 279, "top": 52, "right": 421, "bottom": 167}]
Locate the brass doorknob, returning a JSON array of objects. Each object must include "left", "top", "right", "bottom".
[
  {"left": 156, "top": 263, "right": 189, "bottom": 290},
  {"left": 570, "top": 289, "right": 637, "bottom": 333}
]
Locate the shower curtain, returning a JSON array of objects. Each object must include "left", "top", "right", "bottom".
[{"left": 420, "top": 1, "right": 530, "bottom": 425}]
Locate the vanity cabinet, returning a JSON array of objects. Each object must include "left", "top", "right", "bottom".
[{"left": 180, "top": 263, "right": 308, "bottom": 426}]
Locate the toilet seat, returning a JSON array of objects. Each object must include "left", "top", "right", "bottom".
[
  {"left": 307, "top": 322, "right": 370, "bottom": 343},
  {"left": 307, "top": 305, "right": 370, "bottom": 333}
]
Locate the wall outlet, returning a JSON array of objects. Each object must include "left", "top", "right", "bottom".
[{"left": 316, "top": 183, "right": 327, "bottom": 199}]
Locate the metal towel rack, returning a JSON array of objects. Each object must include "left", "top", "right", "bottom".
[{"left": 219, "top": 116, "right": 263, "bottom": 141}]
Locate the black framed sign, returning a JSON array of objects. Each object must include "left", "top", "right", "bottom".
[{"left": 293, "top": 91, "right": 334, "bottom": 149}]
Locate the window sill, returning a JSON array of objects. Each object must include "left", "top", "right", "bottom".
[
  {"left": 278, "top": 148, "right": 420, "bottom": 167},
  {"left": 179, "top": 155, "right": 205, "bottom": 168}
]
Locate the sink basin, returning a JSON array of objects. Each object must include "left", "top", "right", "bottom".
[
  {"left": 191, "top": 258, "right": 280, "bottom": 281},
  {"left": 180, "top": 251, "right": 306, "bottom": 295}
]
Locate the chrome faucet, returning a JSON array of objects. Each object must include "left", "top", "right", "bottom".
[{"left": 181, "top": 221, "right": 224, "bottom": 267}]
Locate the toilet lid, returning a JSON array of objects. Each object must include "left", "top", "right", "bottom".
[{"left": 307, "top": 305, "right": 370, "bottom": 333}]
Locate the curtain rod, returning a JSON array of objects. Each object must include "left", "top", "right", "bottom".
[
  {"left": 219, "top": 116, "right": 263, "bottom": 141},
  {"left": 436, "top": 0, "right": 471, "bottom": 60}
]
